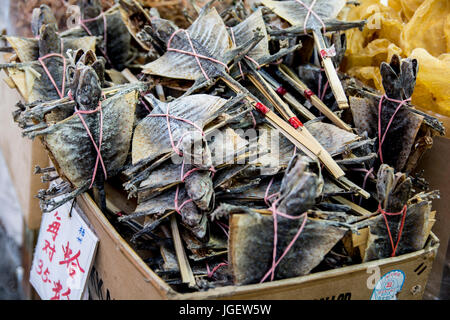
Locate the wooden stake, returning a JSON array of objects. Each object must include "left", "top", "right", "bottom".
[
  {"left": 278, "top": 64, "right": 352, "bottom": 131},
  {"left": 170, "top": 214, "right": 196, "bottom": 288},
  {"left": 312, "top": 29, "right": 349, "bottom": 110},
  {"left": 221, "top": 76, "right": 345, "bottom": 179}
]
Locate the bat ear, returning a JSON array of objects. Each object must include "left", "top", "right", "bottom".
[
  {"left": 83, "top": 50, "right": 97, "bottom": 66},
  {"left": 400, "top": 58, "right": 419, "bottom": 99},
  {"left": 380, "top": 61, "right": 402, "bottom": 100},
  {"left": 74, "top": 49, "right": 85, "bottom": 64},
  {"left": 66, "top": 65, "right": 77, "bottom": 85},
  {"left": 389, "top": 54, "right": 401, "bottom": 75}
]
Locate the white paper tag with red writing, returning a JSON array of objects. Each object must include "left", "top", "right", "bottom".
[{"left": 30, "top": 199, "right": 98, "bottom": 300}]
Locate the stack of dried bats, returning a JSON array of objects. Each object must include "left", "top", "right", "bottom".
[{"left": 1, "top": 0, "right": 444, "bottom": 292}]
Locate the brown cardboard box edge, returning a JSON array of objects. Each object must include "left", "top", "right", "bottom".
[{"left": 79, "top": 192, "right": 439, "bottom": 300}]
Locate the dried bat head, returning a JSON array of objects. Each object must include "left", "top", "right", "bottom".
[
  {"left": 67, "top": 50, "right": 105, "bottom": 109},
  {"left": 39, "top": 23, "right": 61, "bottom": 57},
  {"left": 78, "top": 0, "right": 103, "bottom": 20},
  {"left": 31, "top": 4, "right": 58, "bottom": 37},
  {"left": 381, "top": 54, "right": 419, "bottom": 100},
  {"left": 277, "top": 154, "right": 323, "bottom": 215},
  {"left": 261, "top": 0, "right": 346, "bottom": 29}
]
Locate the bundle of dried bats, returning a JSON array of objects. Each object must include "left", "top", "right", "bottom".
[{"left": 1, "top": 0, "right": 444, "bottom": 292}]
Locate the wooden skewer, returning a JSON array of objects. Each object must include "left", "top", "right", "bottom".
[
  {"left": 170, "top": 214, "right": 196, "bottom": 288},
  {"left": 257, "top": 69, "right": 316, "bottom": 121},
  {"left": 278, "top": 64, "right": 352, "bottom": 132},
  {"left": 221, "top": 76, "right": 345, "bottom": 179},
  {"left": 312, "top": 29, "right": 349, "bottom": 110}
]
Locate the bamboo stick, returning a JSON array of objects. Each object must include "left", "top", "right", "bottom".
[
  {"left": 278, "top": 64, "right": 352, "bottom": 131},
  {"left": 312, "top": 29, "right": 349, "bottom": 110},
  {"left": 257, "top": 69, "right": 316, "bottom": 121},
  {"left": 221, "top": 76, "right": 345, "bottom": 179},
  {"left": 170, "top": 214, "right": 196, "bottom": 288}
]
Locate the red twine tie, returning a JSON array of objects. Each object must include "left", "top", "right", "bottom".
[
  {"left": 377, "top": 204, "right": 408, "bottom": 257},
  {"left": 260, "top": 178, "right": 308, "bottom": 283},
  {"left": 377, "top": 95, "right": 411, "bottom": 163},
  {"left": 304, "top": 89, "right": 314, "bottom": 100},
  {"left": 255, "top": 102, "right": 270, "bottom": 115},
  {"left": 167, "top": 29, "right": 230, "bottom": 81},
  {"left": 289, "top": 116, "right": 303, "bottom": 129},
  {"left": 276, "top": 86, "right": 287, "bottom": 96}
]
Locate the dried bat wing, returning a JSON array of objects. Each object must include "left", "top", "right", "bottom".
[
  {"left": 134, "top": 187, "right": 208, "bottom": 240},
  {"left": 231, "top": 9, "right": 269, "bottom": 62},
  {"left": 5, "top": 36, "right": 96, "bottom": 63},
  {"left": 40, "top": 90, "right": 138, "bottom": 188},
  {"left": 363, "top": 191, "right": 437, "bottom": 262},
  {"left": 142, "top": 7, "right": 233, "bottom": 80},
  {"left": 305, "top": 122, "right": 360, "bottom": 156},
  {"left": 229, "top": 213, "right": 348, "bottom": 285},
  {"left": 261, "top": 0, "right": 345, "bottom": 28},
  {"left": 132, "top": 94, "right": 227, "bottom": 164}
]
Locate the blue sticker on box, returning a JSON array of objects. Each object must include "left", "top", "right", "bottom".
[{"left": 371, "top": 270, "right": 405, "bottom": 300}]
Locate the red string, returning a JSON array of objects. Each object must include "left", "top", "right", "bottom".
[
  {"left": 304, "top": 89, "right": 314, "bottom": 100},
  {"left": 377, "top": 95, "right": 411, "bottom": 163},
  {"left": 295, "top": 0, "right": 327, "bottom": 35},
  {"left": 79, "top": 12, "right": 112, "bottom": 65},
  {"left": 377, "top": 204, "right": 408, "bottom": 257},
  {"left": 255, "top": 102, "right": 270, "bottom": 114},
  {"left": 289, "top": 116, "right": 303, "bottom": 129},
  {"left": 260, "top": 177, "right": 308, "bottom": 283},
  {"left": 167, "top": 29, "right": 230, "bottom": 81}
]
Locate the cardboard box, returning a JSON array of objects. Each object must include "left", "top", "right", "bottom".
[
  {"left": 415, "top": 136, "right": 450, "bottom": 299},
  {"left": 78, "top": 193, "right": 439, "bottom": 300}
]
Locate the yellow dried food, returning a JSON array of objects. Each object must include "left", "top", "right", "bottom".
[
  {"left": 343, "top": 0, "right": 450, "bottom": 117},
  {"left": 401, "top": 0, "right": 450, "bottom": 57},
  {"left": 409, "top": 49, "right": 450, "bottom": 117}
]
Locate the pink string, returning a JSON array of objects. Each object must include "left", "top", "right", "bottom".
[
  {"left": 79, "top": 12, "right": 112, "bottom": 65},
  {"left": 377, "top": 95, "right": 411, "bottom": 163},
  {"left": 206, "top": 261, "right": 229, "bottom": 278},
  {"left": 216, "top": 221, "right": 230, "bottom": 238},
  {"left": 260, "top": 178, "right": 308, "bottom": 283},
  {"left": 295, "top": 0, "right": 327, "bottom": 35},
  {"left": 38, "top": 53, "right": 67, "bottom": 99},
  {"left": 146, "top": 102, "right": 205, "bottom": 156},
  {"left": 147, "top": 106, "right": 217, "bottom": 215},
  {"left": 167, "top": 29, "right": 230, "bottom": 81},
  {"left": 38, "top": 38, "right": 107, "bottom": 189},
  {"left": 73, "top": 100, "right": 108, "bottom": 188}
]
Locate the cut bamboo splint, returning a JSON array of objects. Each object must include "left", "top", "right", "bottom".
[
  {"left": 312, "top": 29, "right": 349, "bottom": 110},
  {"left": 278, "top": 64, "right": 352, "bottom": 132},
  {"left": 170, "top": 214, "right": 196, "bottom": 288},
  {"left": 221, "top": 75, "right": 345, "bottom": 179},
  {"left": 258, "top": 69, "right": 316, "bottom": 121}
]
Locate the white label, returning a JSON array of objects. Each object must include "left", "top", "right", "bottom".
[
  {"left": 371, "top": 270, "right": 405, "bottom": 300},
  {"left": 30, "top": 199, "right": 98, "bottom": 300}
]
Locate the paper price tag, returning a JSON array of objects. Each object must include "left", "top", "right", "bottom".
[{"left": 30, "top": 199, "right": 98, "bottom": 300}]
